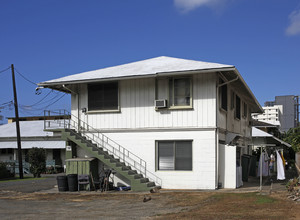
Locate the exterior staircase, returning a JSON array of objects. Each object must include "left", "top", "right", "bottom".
[{"left": 44, "top": 110, "right": 161, "bottom": 192}]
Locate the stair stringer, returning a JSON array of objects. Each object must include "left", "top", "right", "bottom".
[{"left": 61, "top": 129, "right": 155, "bottom": 192}]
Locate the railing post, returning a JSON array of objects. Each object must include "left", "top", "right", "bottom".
[
  {"left": 123, "top": 148, "right": 125, "bottom": 162},
  {"left": 43, "top": 110, "right": 46, "bottom": 130},
  {"left": 102, "top": 134, "right": 104, "bottom": 148}
]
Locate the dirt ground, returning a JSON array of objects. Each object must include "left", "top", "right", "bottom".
[
  {"left": 0, "top": 190, "right": 299, "bottom": 219},
  {"left": 0, "top": 175, "right": 300, "bottom": 219}
]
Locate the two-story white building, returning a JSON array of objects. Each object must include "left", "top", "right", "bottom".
[{"left": 39, "top": 56, "right": 262, "bottom": 191}]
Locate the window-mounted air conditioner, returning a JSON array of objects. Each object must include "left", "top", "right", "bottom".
[{"left": 155, "top": 99, "right": 167, "bottom": 108}]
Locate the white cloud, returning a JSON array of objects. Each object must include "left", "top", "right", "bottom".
[
  {"left": 174, "top": 0, "right": 227, "bottom": 13},
  {"left": 286, "top": 9, "right": 300, "bottom": 36}
]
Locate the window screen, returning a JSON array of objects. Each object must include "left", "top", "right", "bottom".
[
  {"left": 158, "top": 142, "right": 174, "bottom": 170},
  {"left": 88, "top": 82, "right": 118, "bottom": 111},
  {"left": 235, "top": 95, "right": 241, "bottom": 119},
  {"left": 169, "top": 78, "right": 191, "bottom": 107},
  {"left": 157, "top": 141, "right": 192, "bottom": 171},
  {"left": 243, "top": 102, "right": 247, "bottom": 118},
  {"left": 231, "top": 91, "right": 235, "bottom": 110},
  {"left": 175, "top": 141, "right": 192, "bottom": 170},
  {"left": 219, "top": 79, "right": 227, "bottom": 111}
]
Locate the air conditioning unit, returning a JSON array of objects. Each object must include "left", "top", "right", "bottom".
[{"left": 155, "top": 99, "right": 167, "bottom": 108}]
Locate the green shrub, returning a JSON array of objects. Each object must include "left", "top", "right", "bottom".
[
  {"left": 283, "top": 127, "right": 300, "bottom": 152},
  {"left": 28, "top": 147, "right": 46, "bottom": 178},
  {"left": 0, "top": 162, "right": 15, "bottom": 179}
]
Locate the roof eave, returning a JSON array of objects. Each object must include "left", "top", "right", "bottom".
[
  {"left": 232, "top": 68, "right": 263, "bottom": 114},
  {"left": 38, "top": 66, "right": 235, "bottom": 87}
]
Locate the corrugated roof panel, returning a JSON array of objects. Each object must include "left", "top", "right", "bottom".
[
  {"left": 0, "top": 121, "right": 54, "bottom": 137},
  {"left": 0, "top": 141, "right": 65, "bottom": 149}
]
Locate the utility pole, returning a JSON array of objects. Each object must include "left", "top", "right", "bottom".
[{"left": 11, "top": 64, "right": 23, "bottom": 179}]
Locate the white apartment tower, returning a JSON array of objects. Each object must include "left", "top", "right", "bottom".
[{"left": 252, "top": 105, "right": 283, "bottom": 126}]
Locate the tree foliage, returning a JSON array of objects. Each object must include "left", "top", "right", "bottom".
[
  {"left": 28, "top": 147, "right": 46, "bottom": 178},
  {"left": 284, "top": 127, "right": 300, "bottom": 152}
]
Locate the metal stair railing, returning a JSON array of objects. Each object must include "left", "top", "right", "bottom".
[{"left": 44, "top": 109, "right": 162, "bottom": 186}]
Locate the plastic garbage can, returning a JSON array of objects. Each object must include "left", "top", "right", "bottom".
[
  {"left": 67, "top": 174, "right": 78, "bottom": 191},
  {"left": 57, "top": 176, "right": 68, "bottom": 192}
]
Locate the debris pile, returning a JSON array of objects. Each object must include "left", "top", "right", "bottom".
[{"left": 287, "top": 177, "right": 300, "bottom": 201}]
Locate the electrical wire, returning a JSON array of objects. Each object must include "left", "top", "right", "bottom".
[
  {"left": 0, "top": 66, "right": 68, "bottom": 117},
  {"left": 14, "top": 68, "right": 37, "bottom": 86},
  {"left": 19, "top": 93, "right": 67, "bottom": 112},
  {"left": 20, "top": 91, "right": 63, "bottom": 109},
  {"left": 0, "top": 67, "right": 10, "bottom": 75},
  {"left": 0, "top": 100, "right": 13, "bottom": 107},
  {"left": 21, "top": 90, "right": 54, "bottom": 108},
  {"left": 43, "top": 93, "right": 66, "bottom": 109}
]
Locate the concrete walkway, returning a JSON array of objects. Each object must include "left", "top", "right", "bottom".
[
  {"left": 0, "top": 174, "right": 62, "bottom": 193},
  {"left": 0, "top": 173, "right": 290, "bottom": 194}
]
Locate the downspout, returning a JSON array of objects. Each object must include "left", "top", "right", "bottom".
[
  {"left": 215, "top": 73, "right": 219, "bottom": 189},
  {"left": 62, "top": 84, "right": 79, "bottom": 131}
]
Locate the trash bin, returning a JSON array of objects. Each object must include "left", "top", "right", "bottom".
[
  {"left": 67, "top": 174, "right": 78, "bottom": 191},
  {"left": 57, "top": 176, "right": 68, "bottom": 192}
]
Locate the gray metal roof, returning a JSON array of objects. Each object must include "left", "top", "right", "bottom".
[
  {"left": 0, "top": 141, "right": 65, "bottom": 149},
  {"left": 0, "top": 120, "right": 65, "bottom": 149},
  {"left": 39, "top": 56, "right": 234, "bottom": 85},
  {"left": 37, "top": 56, "right": 262, "bottom": 113},
  {"left": 252, "top": 127, "right": 273, "bottom": 137},
  {"left": 0, "top": 121, "right": 54, "bottom": 137},
  {"left": 252, "top": 127, "right": 291, "bottom": 147}
]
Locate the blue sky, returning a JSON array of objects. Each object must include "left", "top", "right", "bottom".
[{"left": 0, "top": 0, "right": 299, "bottom": 122}]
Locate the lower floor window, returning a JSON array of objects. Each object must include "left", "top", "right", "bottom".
[{"left": 157, "top": 140, "right": 192, "bottom": 171}]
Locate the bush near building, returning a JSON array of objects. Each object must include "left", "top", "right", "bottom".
[
  {"left": 28, "top": 147, "right": 46, "bottom": 178},
  {"left": 0, "top": 162, "right": 15, "bottom": 179}
]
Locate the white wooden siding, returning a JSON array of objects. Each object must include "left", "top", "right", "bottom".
[
  {"left": 218, "top": 85, "right": 252, "bottom": 140},
  {"left": 74, "top": 73, "right": 217, "bottom": 130}
]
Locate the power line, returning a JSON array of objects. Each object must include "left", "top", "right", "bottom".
[
  {"left": 19, "top": 93, "right": 67, "bottom": 112},
  {"left": 0, "top": 67, "right": 10, "bottom": 75},
  {"left": 0, "top": 100, "right": 13, "bottom": 106},
  {"left": 43, "top": 93, "right": 66, "bottom": 109},
  {"left": 14, "top": 68, "right": 37, "bottom": 86},
  {"left": 19, "top": 91, "right": 63, "bottom": 109},
  {"left": 21, "top": 90, "right": 54, "bottom": 108}
]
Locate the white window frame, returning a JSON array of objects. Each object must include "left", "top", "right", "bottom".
[
  {"left": 155, "top": 76, "right": 193, "bottom": 110},
  {"left": 156, "top": 140, "right": 193, "bottom": 171}
]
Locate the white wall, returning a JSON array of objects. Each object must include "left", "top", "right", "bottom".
[
  {"left": 104, "top": 130, "right": 216, "bottom": 189},
  {"left": 218, "top": 144, "right": 236, "bottom": 188},
  {"left": 74, "top": 72, "right": 217, "bottom": 130}
]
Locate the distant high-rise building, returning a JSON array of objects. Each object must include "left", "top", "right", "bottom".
[
  {"left": 252, "top": 105, "right": 282, "bottom": 126},
  {"left": 264, "top": 95, "right": 299, "bottom": 132}
]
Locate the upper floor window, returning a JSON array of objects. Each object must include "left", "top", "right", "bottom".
[
  {"left": 219, "top": 79, "right": 228, "bottom": 111},
  {"left": 156, "top": 77, "right": 192, "bottom": 108},
  {"left": 243, "top": 102, "right": 247, "bottom": 118},
  {"left": 235, "top": 95, "right": 241, "bottom": 119},
  {"left": 230, "top": 90, "right": 235, "bottom": 110},
  {"left": 88, "top": 82, "right": 119, "bottom": 111}
]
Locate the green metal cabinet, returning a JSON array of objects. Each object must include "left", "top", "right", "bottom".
[{"left": 65, "top": 158, "right": 98, "bottom": 180}]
